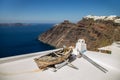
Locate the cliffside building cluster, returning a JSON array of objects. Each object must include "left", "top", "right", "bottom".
[{"left": 84, "top": 15, "right": 120, "bottom": 23}]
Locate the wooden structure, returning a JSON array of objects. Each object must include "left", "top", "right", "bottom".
[{"left": 34, "top": 47, "right": 72, "bottom": 69}]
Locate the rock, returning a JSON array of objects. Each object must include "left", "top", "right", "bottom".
[{"left": 39, "top": 15, "right": 120, "bottom": 51}]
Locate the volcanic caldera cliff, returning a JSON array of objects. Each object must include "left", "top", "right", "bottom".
[{"left": 39, "top": 16, "right": 120, "bottom": 51}]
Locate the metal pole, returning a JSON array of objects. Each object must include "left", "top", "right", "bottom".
[{"left": 82, "top": 54, "right": 108, "bottom": 73}]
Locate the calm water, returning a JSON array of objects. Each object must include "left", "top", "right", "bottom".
[{"left": 0, "top": 24, "right": 55, "bottom": 58}]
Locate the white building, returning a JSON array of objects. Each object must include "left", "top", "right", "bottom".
[
  {"left": 114, "top": 19, "right": 120, "bottom": 23},
  {"left": 84, "top": 15, "right": 120, "bottom": 23}
]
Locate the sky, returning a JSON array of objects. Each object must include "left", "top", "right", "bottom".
[{"left": 0, "top": 0, "right": 120, "bottom": 23}]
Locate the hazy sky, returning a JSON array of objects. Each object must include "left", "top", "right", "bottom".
[{"left": 0, "top": 0, "right": 120, "bottom": 23}]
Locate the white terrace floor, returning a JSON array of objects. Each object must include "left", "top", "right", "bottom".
[{"left": 0, "top": 44, "right": 120, "bottom": 80}]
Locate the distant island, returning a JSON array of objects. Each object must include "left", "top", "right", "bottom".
[
  {"left": 0, "top": 23, "right": 31, "bottom": 26},
  {"left": 39, "top": 15, "right": 120, "bottom": 51}
]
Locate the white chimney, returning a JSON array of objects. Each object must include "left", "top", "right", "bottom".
[{"left": 72, "top": 39, "right": 87, "bottom": 55}]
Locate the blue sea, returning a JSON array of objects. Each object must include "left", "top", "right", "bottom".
[{"left": 0, "top": 24, "right": 55, "bottom": 58}]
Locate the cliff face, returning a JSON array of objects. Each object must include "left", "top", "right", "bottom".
[{"left": 39, "top": 17, "right": 120, "bottom": 51}]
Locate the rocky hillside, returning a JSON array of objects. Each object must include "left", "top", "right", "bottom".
[{"left": 39, "top": 16, "right": 120, "bottom": 51}]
